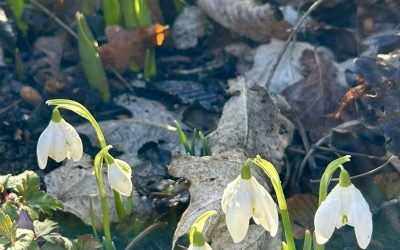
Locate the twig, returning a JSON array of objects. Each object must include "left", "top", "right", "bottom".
[
  {"left": 295, "top": 118, "right": 317, "bottom": 169},
  {"left": 110, "top": 67, "right": 135, "bottom": 92},
  {"left": 313, "top": 145, "right": 388, "bottom": 160},
  {"left": 264, "top": 0, "right": 327, "bottom": 89},
  {"left": 124, "top": 222, "right": 168, "bottom": 250},
  {"left": 30, "top": 0, "right": 78, "bottom": 39},
  {"left": 0, "top": 99, "right": 22, "bottom": 115},
  {"left": 293, "top": 133, "right": 331, "bottom": 187},
  {"left": 310, "top": 155, "right": 396, "bottom": 183}
]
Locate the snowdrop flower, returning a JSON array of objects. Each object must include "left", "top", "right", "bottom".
[
  {"left": 314, "top": 169, "right": 372, "bottom": 249},
  {"left": 221, "top": 163, "right": 278, "bottom": 243},
  {"left": 37, "top": 109, "right": 83, "bottom": 169},
  {"left": 107, "top": 158, "right": 132, "bottom": 196}
]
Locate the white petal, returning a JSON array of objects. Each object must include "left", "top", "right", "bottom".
[
  {"left": 335, "top": 186, "right": 352, "bottom": 228},
  {"left": 314, "top": 185, "right": 342, "bottom": 245},
  {"left": 36, "top": 122, "right": 53, "bottom": 169},
  {"left": 221, "top": 176, "right": 241, "bottom": 213},
  {"left": 188, "top": 242, "right": 213, "bottom": 250},
  {"left": 48, "top": 122, "right": 67, "bottom": 162},
  {"left": 348, "top": 185, "right": 372, "bottom": 249},
  {"left": 60, "top": 119, "right": 83, "bottom": 162},
  {"left": 250, "top": 177, "right": 279, "bottom": 236},
  {"left": 108, "top": 160, "right": 132, "bottom": 196},
  {"left": 224, "top": 179, "right": 252, "bottom": 243}
]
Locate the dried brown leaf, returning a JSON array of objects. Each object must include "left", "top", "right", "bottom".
[
  {"left": 197, "top": 0, "right": 291, "bottom": 42},
  {"left": 98, "top": 24, "right": 168, "bottom": 73},
  {"left": 282, "top": 49, "right": 348, "bottom": 140},
  {"left": 287, "top": 193, "right": 318, "bottom": 239}
]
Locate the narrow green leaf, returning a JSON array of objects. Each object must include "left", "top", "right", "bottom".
[
  {"left": 102, "top": 0, "right": 121, "bottom": 27},
  {"left": 198, "top": 131, "right": 210, "bottom": 156},
  {"left": 143, "top": 48, "right": 157, "bottom": 79},
  {"left": 133, "top": 0, "right": 151, "bottom": 26},
  {"left": 302, "top": 230, "right": 312, "bottom": 250},
  {"left": 6, "top": 0, "right": 28, "bottom": 37},
  {"left": 190, "top": 128, "right": 198, "bottom": 156},
  {"left": 76, "top": 12, "right": 110, "bottom": 102},
  {"left": 173, "top": 120, "right": 191, "bottom": 154},
  {"left": 89, "top": 196, "right": 99, "bottom": 240},
  {"left": 119, "top": 0, "right": 138, "bottom": 29}
]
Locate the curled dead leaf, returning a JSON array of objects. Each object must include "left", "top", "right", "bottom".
[
  {"left": 197, "top": 0, "right": 291, "bottom": 42},
  {"left": 98, "top": 24, "right": 168, "bottom": 73}
]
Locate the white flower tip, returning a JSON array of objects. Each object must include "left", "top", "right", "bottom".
[
  {"left": 315, "top": 231, "right": 329, "bottom": 245},
  {"left": 108, "top": 161, "right": 133, "bottom": 196}
]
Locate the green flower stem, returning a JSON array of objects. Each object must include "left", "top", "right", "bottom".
[
  {"left": 46, "top": 100, "right": 116, "bottom": 248},
  {"left": 46, "top": 99, "right": 107, "bottom": 148},
  {"left": 318, "top": 155, "right": 351, "bottom": 205},
  {"left": 94, "top": 167, "right": 113, "bottom": 250},
  {"left": 252, "top": 156, "right": 295, "bottom": 250}
]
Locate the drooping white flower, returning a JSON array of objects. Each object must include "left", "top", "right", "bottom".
[
  {"left": 314, "top": 182, "right": 372, "bottom": 249},
  {"left": 36, "top": 111, "right": 83, "bottom": 169},
  {"left": 107, "top": 159, "right": 132, "bottom": 196},
  {"left": 221, "top": 175, "right": 279, "bottom": 243}
]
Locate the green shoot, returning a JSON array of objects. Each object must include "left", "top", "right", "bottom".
[
  {"left": 174, "top": 120, "right": 191, "bottom": 154},
  {"left": 198, "top": 131, "right": 210, "bottom": 156},
  {"left": 6, "top": 0, "right": 28, "bottom": 37},
  {"left": 76, "top": 13, "right": 111, "bottom": 102},
  {"left": 103, "top": 0, "right": 121, "bottom": 26},
  {"left": 174, "top": 121, "right": 210, "bottom": 156}
]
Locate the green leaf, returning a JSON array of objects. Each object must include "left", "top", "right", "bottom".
[
  {"left": 143, "top": 48, "right": 157, "bottom": 79},
  {"left": 0, "top": 174, "right": 11, "bottom": 193},
  {"left": 2, "top": 202, "right": 19, "bottom": 221},
  {"left": 103, "top": 0, "right": 121, "bottom": 27},
  {"left": 72, "top": 235, "right": 102, "bottom": 250},
  {"left": 6, "top": 0, "right": 28, "bottom": 37},
  {"left": 16, "top": 173, "right": 63, "bottom": 215},
  {"left": 6, "top": 171, "right": 37, "bottom": 191},
  {"left": 303, "top": 230, "right": 312, "bottom": 250},
  {"left": 198, "top": 131, "right": 210, "bottom": 156},
  {"left": 0, "top": 236, "right": 11, "bottom": 248},
  {"left": 173, "top": 120, "right": 191, "bottom": 155},
  {"left": 76, "top": 12, "right": 110, "bottom": 102},
  {"left": 0, "top": 211, "right": 17, "bottom": 243},
  {"left": 33, "top": 220, "right": 58, "bottom": 239},
  {"left": 133, "top": 0, "right": 151, "bottom": 26},
  {"left": 120, "top": 0, "right": 138, "bottom": 29}
]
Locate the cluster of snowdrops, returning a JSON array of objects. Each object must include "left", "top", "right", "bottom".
[{"left": 37, "top": 100, "right": 372, "bottom": 250}]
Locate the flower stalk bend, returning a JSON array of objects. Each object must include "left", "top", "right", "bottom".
[{"left": 252, "top": 156, "right": 295, "bottom": 250}]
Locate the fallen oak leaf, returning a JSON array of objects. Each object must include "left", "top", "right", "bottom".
[{"left": 98, "top": 24, "right": 168, "bottom": 73}]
